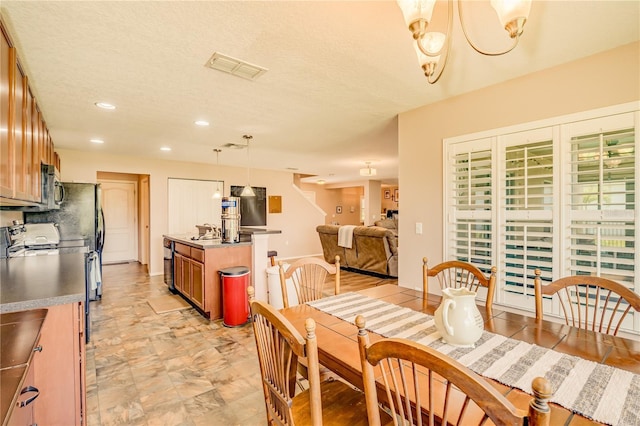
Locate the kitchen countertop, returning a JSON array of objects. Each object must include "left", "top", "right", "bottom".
[
  {"left": 239, "top": 227, "right": 282, "bottom": 235},
  {"left": 163, "top": 234, "right": 253, "bottom": 249},
  {"left": 0, "top": 253, "right": 86, "bottom": 314},
  {"left": 1, "top": 309, "right": 47, "bottom": 424}
]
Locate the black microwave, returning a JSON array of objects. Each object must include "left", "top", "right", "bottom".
[{"left": 41, "top": 164, "right": 64, "bottom": 209}]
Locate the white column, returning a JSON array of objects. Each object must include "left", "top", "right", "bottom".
[{"left": 251, "top": 233, "right": 270, "bottom": 302}]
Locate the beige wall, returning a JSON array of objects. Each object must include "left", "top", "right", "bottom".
[
  {"left": 58, "top": 149, "right": 325, "bottom": 276},
  {"left": 397, "top": 41, "right": 640, "bottom": 290},
  {"left": 381, "top": 186, "right": 399, "bottom": 215},
  {"left": 298, "top": 182, "right": 365, "bottom": 225}
]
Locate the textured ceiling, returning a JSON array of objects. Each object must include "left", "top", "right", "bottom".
[{"left": 1, "top": 1, "right": 638, "bottom": 185}]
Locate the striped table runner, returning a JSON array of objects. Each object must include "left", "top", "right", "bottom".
[{"left": 307, "top": 292, "right": 640, "bottom": 426}]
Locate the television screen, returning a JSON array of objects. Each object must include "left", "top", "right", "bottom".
[{"left": 230, "top": 186, "right": 267, "bottom": 226}]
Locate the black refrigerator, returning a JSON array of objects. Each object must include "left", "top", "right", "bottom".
[{"left": 24, "top": 182, "right": 105, "bottom": 343}]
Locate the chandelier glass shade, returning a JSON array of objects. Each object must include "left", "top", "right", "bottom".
[
  {"left": 241, "top": 135, "right": 256, "bottom": 197},
  {"left": 360, "top": 162, "right": 377, "bottom": 177},
  {"left": 397, "top": 0, "right": 532, "bottom": 84}
]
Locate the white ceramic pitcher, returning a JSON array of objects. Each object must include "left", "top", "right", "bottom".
[{"left": 433, "top": 287, "right": 484, "bottom": 347}]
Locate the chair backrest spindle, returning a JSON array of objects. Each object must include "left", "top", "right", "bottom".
[
  {"left": 423, "top": 258, "right": 497, "bottom": 317},
  {"left": 279, "top": 256, "right": 340, "bottom": 308},
  {"left": 356, "top": 315, "right": 551, "bottom": 426},
  {"left": 534, "top": 270, "right": 640, "bottom": 336}
]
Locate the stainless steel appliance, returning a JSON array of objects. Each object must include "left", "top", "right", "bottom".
[
  {"left": 24, "top": 183, "right": 105, "bottom": 301},
  {"left": 0, "top": 226, "right": 10, "bottom": 258},
  {"left": 41, "top": 164, "right": 65, "bottom": 210},
  {"left": 7, "top": 222, "right": 61, "bottom": 257},
  {"left": 6, "top": 222, "right": 100, "bottom": 343},
  {"left": 221, "top": 197, "right": 240, "bottom": 243},
  {"left": 163, "top": 237, "right": 175, "bottom": 292}
]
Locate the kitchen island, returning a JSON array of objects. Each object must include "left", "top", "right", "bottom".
[
  {"left": 163, "top": 235, "right": 253, "bottom": 319},
  {"left": 0, "top": 253, "right": 86, "bottom": 426}
]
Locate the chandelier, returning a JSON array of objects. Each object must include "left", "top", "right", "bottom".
[
  {"left": 397, "top": 0, "right": 532, "bottom": 84},
  {"left": 360, "top": 162, "right": 377, "bottom": 177}
]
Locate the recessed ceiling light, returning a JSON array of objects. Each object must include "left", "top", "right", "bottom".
[
  {"left": 95, "top": 102, "right": 116, "bottom": 110},
  {"left": 317, "top": 180, "right": 326, "bottom": 185},
  {"left": 194, "top": 120, "right": 210, "bottom": 126},
  {"left": 160, "top": 147, "right": 171, "bottom": 152},
  {"left": 90, "top": 139, "right": 104, "bottom": 144}
]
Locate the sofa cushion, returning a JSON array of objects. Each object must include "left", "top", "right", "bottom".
[
  {"left": 316, "top": 225, "right": 345, "bottom": 265},
  {"left": 316, "top": 224, "right": 398, "bottom": 277},
  {"left": 352, "top": 227, "right": 389, "bottom": 275},
  {"left": 374, "top": 218, "right": 397, "bottom": 230}
]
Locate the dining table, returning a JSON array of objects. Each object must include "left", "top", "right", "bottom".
[{"left": 279, "top": 284, "right": 640, "bottom": 426}]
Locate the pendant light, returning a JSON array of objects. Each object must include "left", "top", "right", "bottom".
[
  {"left": 359, "top": 161, "right": 377, "bottom": 177},
  {"left": 212, "top": 149, "right": 222, "bottom": 199},
  {"left": 241, "top": 135, "right": 256, "bottom": 197}
]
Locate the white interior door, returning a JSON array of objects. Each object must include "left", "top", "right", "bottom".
[
  {"left": 101, "top": 181, "right": 138, "bottom": 263},
  {"left": 168, "top": 178, "right": 222, "bottom": 234}
]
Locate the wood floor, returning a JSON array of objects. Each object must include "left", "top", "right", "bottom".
[{"left": 86, "top": 262, "right": 396, "bottom": 425}]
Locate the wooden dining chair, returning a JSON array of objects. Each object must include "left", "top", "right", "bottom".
[
  {"left": 534, "top": 269, "right": 640, "bottom": 336},
  {"left": 356, "top": 315, "right": 553, "bottom": 426},
  {"left": 279, "top": 255, "right": 340, "bottom": 309},
  {"left": 248, "top": 288, "right": 381, "bottom": 425},
  {"left": 422, "top": 258, "right": 497, "bottom": 316}
]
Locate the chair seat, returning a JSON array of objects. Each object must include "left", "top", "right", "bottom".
[
  {"left": 297, "top": 357, "right": 342, "bottom": 383},
  {"left": 291, "top": 379, "right": 388, "bottom": 425}
]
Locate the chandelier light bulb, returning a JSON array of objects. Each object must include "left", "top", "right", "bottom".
[{"left": 398, "top": 0, "right": 532, "bottom": 84}]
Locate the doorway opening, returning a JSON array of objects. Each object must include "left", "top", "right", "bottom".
[{"left": 97, "top": 172, "right": 150, "bottom": 273}]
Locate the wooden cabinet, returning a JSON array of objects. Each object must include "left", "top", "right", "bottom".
[
  {"left": 171, "top": 241, "right": 252, "bottom": 319},
  {"left": 174, "top": 253, "right": 184, "bottom": 293},
  {"left": 28, "top": 90, "right": 40, "bottom": 201},
  {"left": 9, "top": 346, "right": 38, "bottom": 426},
  {"left": 32, "top": 303, "right": 85, "bottom": 426},
  {"left": 1, "top": 25, "right": 14, "bottom": 199},
  {"left": 191, "top": 259, "right": 205, "bottom": 310},
  {"left": 2, "top": 303, "right": 84, "bottom": 426},
  {"left": 0, "top": 19, "right": 57, "bottom": 207},
  {"left": 13, "top": 62, "right": 29, "bottom": 202},
  {"left": 174, "top": 244, "right": 205, "bottom": 311}
]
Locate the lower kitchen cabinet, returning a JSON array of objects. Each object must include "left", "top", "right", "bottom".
[
  {"left": 32, "top": 302, "right": 86, "bottom": 426},
  {"left": 173, "top": 242, "right": 251, "bottom": 319},
  {"left": 190, "top": 258, "right": 205, "bottom": 310},
  {"left": 174, "top": 244, "right": 205, "bottom": 311},
  {"left": 8, "top": 361, "right": 36, "bottom": 426}
]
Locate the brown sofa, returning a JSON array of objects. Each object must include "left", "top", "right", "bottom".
[{"left": 316, "top": 225, "right": 398, "bottom": 277}]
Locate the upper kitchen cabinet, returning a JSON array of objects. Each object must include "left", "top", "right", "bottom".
[
  {"left": 0, "top": 18, "right": 58, "bottom": 207},
  {"left": 1, "top": 23, "right": 13, "bottom": 199}
]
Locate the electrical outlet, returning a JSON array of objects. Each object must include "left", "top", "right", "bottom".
[{"left": 415, "top": 222, "right": 423, "bottom": 234}]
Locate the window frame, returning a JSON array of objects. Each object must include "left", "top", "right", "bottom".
[{"left": 443, "top": 102, "right": 640, "bottom": 334}]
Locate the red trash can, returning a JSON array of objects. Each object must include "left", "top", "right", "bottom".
[{"left": 219, "top": 266, "right": 251, "bottom": 327}]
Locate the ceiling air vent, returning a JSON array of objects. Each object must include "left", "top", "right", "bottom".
[
  {"left": 221, "top": 143, "right": 247, "bottom": 149},
  {"left": 205, "top": 52, "right": 268, "bottom": 81}
]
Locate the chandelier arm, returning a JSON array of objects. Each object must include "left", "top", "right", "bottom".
[
  {"left": 425, "top": 0, "right": 453, "bottom": 84},
  {"left": 457, "top": 0, "right": 521, "bottom": 57}
]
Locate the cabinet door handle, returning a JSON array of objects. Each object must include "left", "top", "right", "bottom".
[
  {"left": 33, "top": 345, "right": 43, "bottom": 352},
  {"left": 18, "top": 386, "right": 39, "bottom": 407}
]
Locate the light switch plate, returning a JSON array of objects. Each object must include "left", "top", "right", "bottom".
[{"left": 415, "top": 222, "right": 423, "bottom": 234}]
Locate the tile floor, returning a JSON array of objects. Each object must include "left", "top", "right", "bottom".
[
  {"left": 86, "top": 261, "right": 396, "bottom": 425},
  {"left": 86, "top": 263, "right": 266, "bottom": 426}
]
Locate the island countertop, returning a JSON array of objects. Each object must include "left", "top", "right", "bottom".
[
  {"left": 0, "top": 253, "right": 86, "bottom": 314},
  {"left": 163, "top": 234, "right": 253, "bottom": 249}
]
